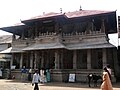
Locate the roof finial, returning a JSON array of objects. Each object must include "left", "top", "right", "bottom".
[
  {"left": 43, "top": 12, "right": 45, "bottom": 15},
  {"left": 60, "top": 8, "right": 62, "bottom": 13},
  {"left": 79, "top": 5, "right": 82, "bottom": 11}
]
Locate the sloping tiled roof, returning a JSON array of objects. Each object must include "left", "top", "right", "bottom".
[
  {"left": 23, "top": 10, "right": 114, "bottom": 21},
  {"left": 23, "top": 42, "right": 66, "bottom": 51},
  {"left": 0, "top": 23, "right": 27, "bottom": 36},
  {"left": 0, "top": 35, "right": 12, "bottom": 44},
  {"left": 66, "top": 42, "right": 115, "bottom": 50},
  {"left": 65, "top": 10, "right": 114, "bottom": 18},
  {"left": 29, "top": 12, "right": 63, "bottom": 20}
]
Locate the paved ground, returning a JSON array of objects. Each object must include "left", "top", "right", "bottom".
[{"left": 0, "top": 79, "right": 120, "bottom": 90}]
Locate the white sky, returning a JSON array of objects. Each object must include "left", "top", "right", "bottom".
[{"left": 0, "top": 0, "right": 120, "bottom": 35}]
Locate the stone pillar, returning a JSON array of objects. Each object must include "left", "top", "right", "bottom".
[
  {"left": 20, "top": 53, "right": 23, "bottom": 69},
  {"left": 30, "top": 52, "right": 33, "bottom": 69},
  {"left": 55, "top": 50, "right": 60, "bottom": 69},
  {"left": 34, "top": 51, "right": 37, "bottom": 69},
  {"left": 60, "top": 50, "right": 63, "bottom": 69},
  {"left": 73, "top": 50, "right": 77, "bottom": 69},
  {"left": 41, "top": 51, "right": 44, "bottom": 68},
  {"left": 10, "top": 53, "right": 14, "bottom": 69},
  {"left": 113, "top": 48, "right": 119, "bottom": 82},
  {"left": 102, "top": 48, "right": 107, "bottom": 67},
  {"left": 87, "top": 49, "right": 91, "bottom": 69}
]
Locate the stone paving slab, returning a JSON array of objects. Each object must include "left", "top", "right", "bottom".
[{"left": 0, "top": 79, "right": 120, "bottom": 90}]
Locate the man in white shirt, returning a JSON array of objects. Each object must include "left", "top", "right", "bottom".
[
  {"left": 107, "top": 65, "right": 111, "bottom": 74},
  {"left": 32, "top": 69, "right": 40, "bottom": 90}
]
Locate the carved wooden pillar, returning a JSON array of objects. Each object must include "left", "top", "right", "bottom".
[
  {"left": 73, "top": 50, "right": 77, "bottom": 69},
  {"left": 21, "top": 30, "right": 25, "bottom": 40},
  {"left": 102, "top": 48, "right": 107, "bottom": 67},
  {"left": 35, "top": 23, "right": 38, "bottom": 37},
  {"left": 31, "top": 28, "right": 34, "bottom": 39},
  {"left": 101, "top": 18, "right": 105, "bottom": 33},
  {"left": 87, "top": 49, "right": 91, "bottom": 69},
  {"left": 20, "top": 53, "right": 23, "bottom": 69},
  {"left": 91, "top": 19, "right": 94, "bottom": 31}
]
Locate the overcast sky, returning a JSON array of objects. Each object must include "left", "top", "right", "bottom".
[{"left": 0, "top": 0, "right": 120, "bottom": 35}]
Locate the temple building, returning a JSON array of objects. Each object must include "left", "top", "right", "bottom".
[
  {"left": 0, "top": 35, "right": 12, "bottom": 69},
  {"left": 0, "top": 10, "right": 119, "bottom": 82}
]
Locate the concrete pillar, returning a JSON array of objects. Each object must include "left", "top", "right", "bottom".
[
  {"left": 55, "top": 50, "right": 60, "bottom": 69},
  {"left": 73, "top": 50, "right": 77, "bottom": 69},
  {"left": 30, "top": 52, "right": 33, "bottom": 69},
  {"left": 102, "top": 48, "right": 107, "bottom": 67},
  {"left": 87, "top": 49, "right": 91, "bottom": 69},
  {"left": 20, "top": 53, "right": 23, "bottom": 69}
]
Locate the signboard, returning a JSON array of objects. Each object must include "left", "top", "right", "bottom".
[
  {"left": 69, "top": 74, "right": 75, "bottom": 82},
  {"left": 11, "top": 66, "right": 16, "bottom": 70}
]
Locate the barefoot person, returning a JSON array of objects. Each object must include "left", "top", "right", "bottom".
[{"left": 101, "top": 67, "right": 113, "bottom": 90}]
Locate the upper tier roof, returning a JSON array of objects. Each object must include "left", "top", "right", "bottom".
[{"left": 23, "top": 10, "right": 115, "bottom": 21}]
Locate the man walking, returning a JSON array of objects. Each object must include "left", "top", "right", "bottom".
[{"left": 32, "top": 69, "right": 40, "bottom": 90}]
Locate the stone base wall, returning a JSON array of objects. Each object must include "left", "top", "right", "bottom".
[
  {"left": 3, "top": 69, "right": 116, "bottom": 83},
  {"left": 50, "top": 69, "right": 116, "bottom": 83},
  {"left": 3, "top": 69, "right": 29, "bottom": 80}
]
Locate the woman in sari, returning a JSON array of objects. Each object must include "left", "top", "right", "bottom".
[{"left": 101, "top": 67, "right": 113, "bottom": 90}]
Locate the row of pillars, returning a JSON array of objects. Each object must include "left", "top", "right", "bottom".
[
  {"left": 10, "top": 48, "right": 107, "bottom": 69},
  {"left": 73, "top": 48, "right": 107, "bottom": 69}
]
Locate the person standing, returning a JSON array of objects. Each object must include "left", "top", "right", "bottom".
[
  {"left": 46, "top": 68, "right": 50, "bottom": 82},
  {"left": 44, "top": 68, "right": 47, "bottom": 83},
  {"left": 28, "top": 67, "right": 32, "bottom": 81},
  {"left": 21, "top": 66, "right": 27, "bottom": 81},
  {"left": 32, "top": 69, "right": 40, "bottom": 90},
  {"left": 101, "top": 67, "right": 113, "bottom": 90},
  {"left": 40, "top": 68, "right": 45, "bottom": 83}
]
